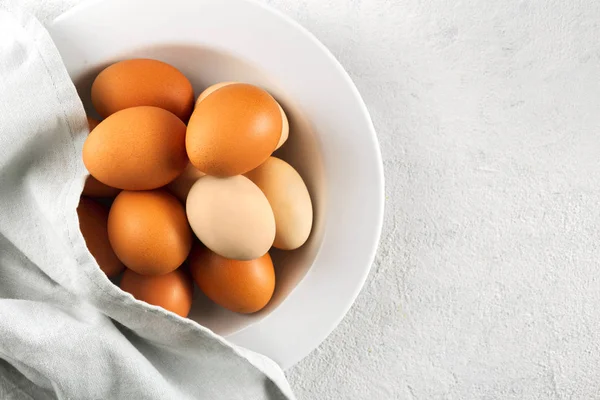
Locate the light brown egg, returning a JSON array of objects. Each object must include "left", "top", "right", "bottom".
[
  {"left": 91, "top": 59, "right": 194, "bottom": 121},
  {"left": 108, "top": 190, "right": 192, "bottom": 275},
  {"left": 186, "top": 175, "right": 275, "bottom": 260},
  {"left": 186, "top": 83, "right": 282, "bottom": 176},
  {"left": 120, "top": 268, "right": 193, "bottom": 317},
  {"left": 195, "top": 82, "right": 289, "bottom": 150},
  {"left": 77, "top": 197, "right": 124, "bottom": 277},
  {"left": 189, "top": 244, "right": 275, "bottom": 314},
  {"left": 167, "top": 163, "right": 205, "bottom": 202},
  {"left": 82, "top": 176, "right": 120, "bottom": 198},
  {"left": 245, "top": 157, "right": 313, "bottom": 250},
  {"left": 83, "top": 106, "right": 188, "bottom": 190}
]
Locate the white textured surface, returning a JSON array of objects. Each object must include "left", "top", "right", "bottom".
[{"left": 21, "top": 0, "right": 600, "bottom": 398}]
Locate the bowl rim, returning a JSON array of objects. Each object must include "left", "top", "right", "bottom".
[{"left": 51, "top": 0, "right": 384, "bottom": 369}]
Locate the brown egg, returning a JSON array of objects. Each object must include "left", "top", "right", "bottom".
[
  {"left": 245, "top": 157, "right": 313, "bottom": 250},
  {"left": 108, "top": 190, "right": 192, "bottom": 275},
  {"left": 167, "top": 163, "right": 205, "bottom": 202},
  {"left": 82, "top": 116, "right": 120, "bottom": 197},
  {"left": 195, "top": 81, "right": 236, "bottom": 106},
  {"left": 77, "top": 197, "right": 124, "bottom": 277},
  {"left": 82, "top": 176, "right": 120, "bottom": 198},
  {"left": 120, "top": 268, "right": 193, "bottom": 317},
  {"left": 186, "top": 175, "right": 275, "bottom": 260},
  {"left": 83, "top": 106, "right": 188, "bottom": 190},
  {"left": 195, "top": 82, "right": 289, "bottom": 151},
  {"left": 189, "top": 244, "right": 275, "bottom": 314},
  {"left": 186, "top": 83, "right": 282, "bottom": 176},
  {"left": 87, "top": 116, "right": 100, "bottom": 132},
  {"left": 91, "top": 59, "right": 194, "bottom": 121}
]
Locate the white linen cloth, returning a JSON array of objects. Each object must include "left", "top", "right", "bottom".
[{"left": 0, "top": 3, "right": 295, "bottom": 399}]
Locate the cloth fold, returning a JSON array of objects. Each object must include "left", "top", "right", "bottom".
[{"left": 0, "top": 3, "right": 294, "bottom": 399}]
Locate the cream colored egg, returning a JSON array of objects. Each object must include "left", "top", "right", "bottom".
[
  {"left": 167, "top": 163, "right": 205, "bottom": 202},
  {"left": 195, "top": 81, "right": 289, "bottom": 150},
  {"left": 186, "top": 175, "right": 275, "bottom": 260},
  {"left": 245, "top": 157, "right": 313, "bottom": 250},
  {"left": 275, "top": 104, "right": 289, "bottom": 150}
]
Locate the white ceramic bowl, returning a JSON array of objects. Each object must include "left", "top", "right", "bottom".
[{"left": 49, "top": 0, "right": 384, "bottom": 369}]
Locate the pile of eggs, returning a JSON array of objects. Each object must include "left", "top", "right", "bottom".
[{"left": 77, "top": 59, "right": 313, "bottom": 317}]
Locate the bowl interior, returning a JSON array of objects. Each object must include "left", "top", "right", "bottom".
[{"left": 75, "top": 45, "right": 326, "bottom": 335}]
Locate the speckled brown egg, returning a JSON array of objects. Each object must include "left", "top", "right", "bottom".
[
  {"left": 108, "top": 190, "right": 192, "bottom": 275},
  {"left": 83, "top": 106, "right": 188, "bottom": 190},
  {"left": 186, "top": 83, "right": 282, "bottom": 176},
  {"left": 77, "top": 197, "right": 124, "bottom": 277},
  {"left": 245, "top": 157, "right": 313, "bottom": 250},
  {"left": 120, "top": 268, "right": 193, "bottom": 317},
  {"left": 91, "top": 59, "right": 194, "bottom": 121},
  {"left": 188, "top": 244, "right": 275, "bottom": 314}
]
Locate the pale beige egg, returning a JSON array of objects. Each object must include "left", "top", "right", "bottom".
[
  {"left": 275, "top": 104, "right": 289, "bottom": 150},
  {"left": 245, "top": 157, "right": 313, "bottom": 250},
  {"left": 186, "top": 175, "right": 275, "bottom": 260}
]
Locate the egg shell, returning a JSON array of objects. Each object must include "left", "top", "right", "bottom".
[
  {"left": 188, "top": 244, "right": 275, "bottom": 314},
  {"left": 91, "top": 58, "right": 194, "bottom": 121},
  {"left": 186, "top": 175, "right": 275, "bottom": 260},
  {"left": 83, "top": 116, "right": 120, "bottom": 197},
  {"left": 120, "top": 268, "right": 193, "bottom": 317},
  {"left": 108, "top": 190, "right": 192, "bottom": 275},
  {"left": 275, "top": 104, "right": 289, "bottom": 150},
  {"left": 186, "top": 83, "right": 282, "bottom": 176},
  {"left": 167, "top": 163, "right": 205, "bottom": 202},
  {"left": 83, "top": 106, "right": 188, "bottom": 190},
  {"left": 82, "top": 175, "right": 120, "bottom": 198},
  {"left": 195, "top": 82, "right": 289, "bottom": 150},
  {"left": 77, "top": 197, "right": 124, "bottom": 277},
  {"left": 245, "top": 157, "right": 313, "bottom": 250},
  {"left": 195, "top": 81, "right": 236, "bottom": 106}
]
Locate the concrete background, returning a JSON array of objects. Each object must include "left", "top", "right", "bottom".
[{"left": 22, "top": 0, "right": 600, "bottom": 398}]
